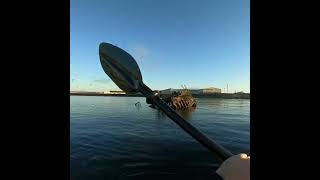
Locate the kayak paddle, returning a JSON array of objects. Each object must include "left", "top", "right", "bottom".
[{"left": 99, "top": 42, "right": 233, "bottom": 160}]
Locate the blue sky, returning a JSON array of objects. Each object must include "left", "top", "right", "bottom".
[{"left": 71, "top": 0, "right": 250, "bottom": 93}]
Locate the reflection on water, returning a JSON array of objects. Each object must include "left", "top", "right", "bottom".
[
  {"left": 150, "top": 104, "right": 196, "bottom": 120},
  {"left": 176, "top": 107, "right": 196, "bottom": 120}
]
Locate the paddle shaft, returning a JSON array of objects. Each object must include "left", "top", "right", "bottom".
[{"left": 139, "top": 82, "right": 233, "bottom": 161}]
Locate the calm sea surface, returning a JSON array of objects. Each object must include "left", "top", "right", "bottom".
[{"left": 70, "top": 96, "right": 250, "bottom": 180}]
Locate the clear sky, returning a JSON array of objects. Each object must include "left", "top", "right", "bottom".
[{"left": 71, "top": 0, "right": 250, "bottom": 93}]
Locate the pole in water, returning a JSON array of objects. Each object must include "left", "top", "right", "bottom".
[{"left": 227, "top": 84, "right": 228, "bottom": 93}]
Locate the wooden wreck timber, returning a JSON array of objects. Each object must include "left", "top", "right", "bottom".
[{"left": 147, "top": 88, "right": 197, "bottom": 110}]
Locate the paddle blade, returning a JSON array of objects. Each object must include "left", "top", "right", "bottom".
[{"left": 99, "top": 42, "right": 142, "bottom": 94}]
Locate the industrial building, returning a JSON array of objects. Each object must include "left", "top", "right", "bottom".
[
  {"left": 160, "top": 87, "right": 221, "bottom": 95},
  {"left": 201, "top": 87, "right": 222, "bottom": 94}
]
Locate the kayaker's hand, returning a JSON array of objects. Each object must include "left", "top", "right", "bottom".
[{"left": 216, "top": 153, "right": 250, "bottom": 180}]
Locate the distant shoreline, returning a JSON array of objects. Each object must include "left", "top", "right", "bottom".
[
  {"left": 70, "top": 93, "right": 250, "bottom": 99},
  {"left": 70, "top": 93, "right": 142, "bottom": 97}
]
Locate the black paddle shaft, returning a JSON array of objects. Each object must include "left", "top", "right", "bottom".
[{"left": 139, "top": 82, "right": 233, "bottom": 161}]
